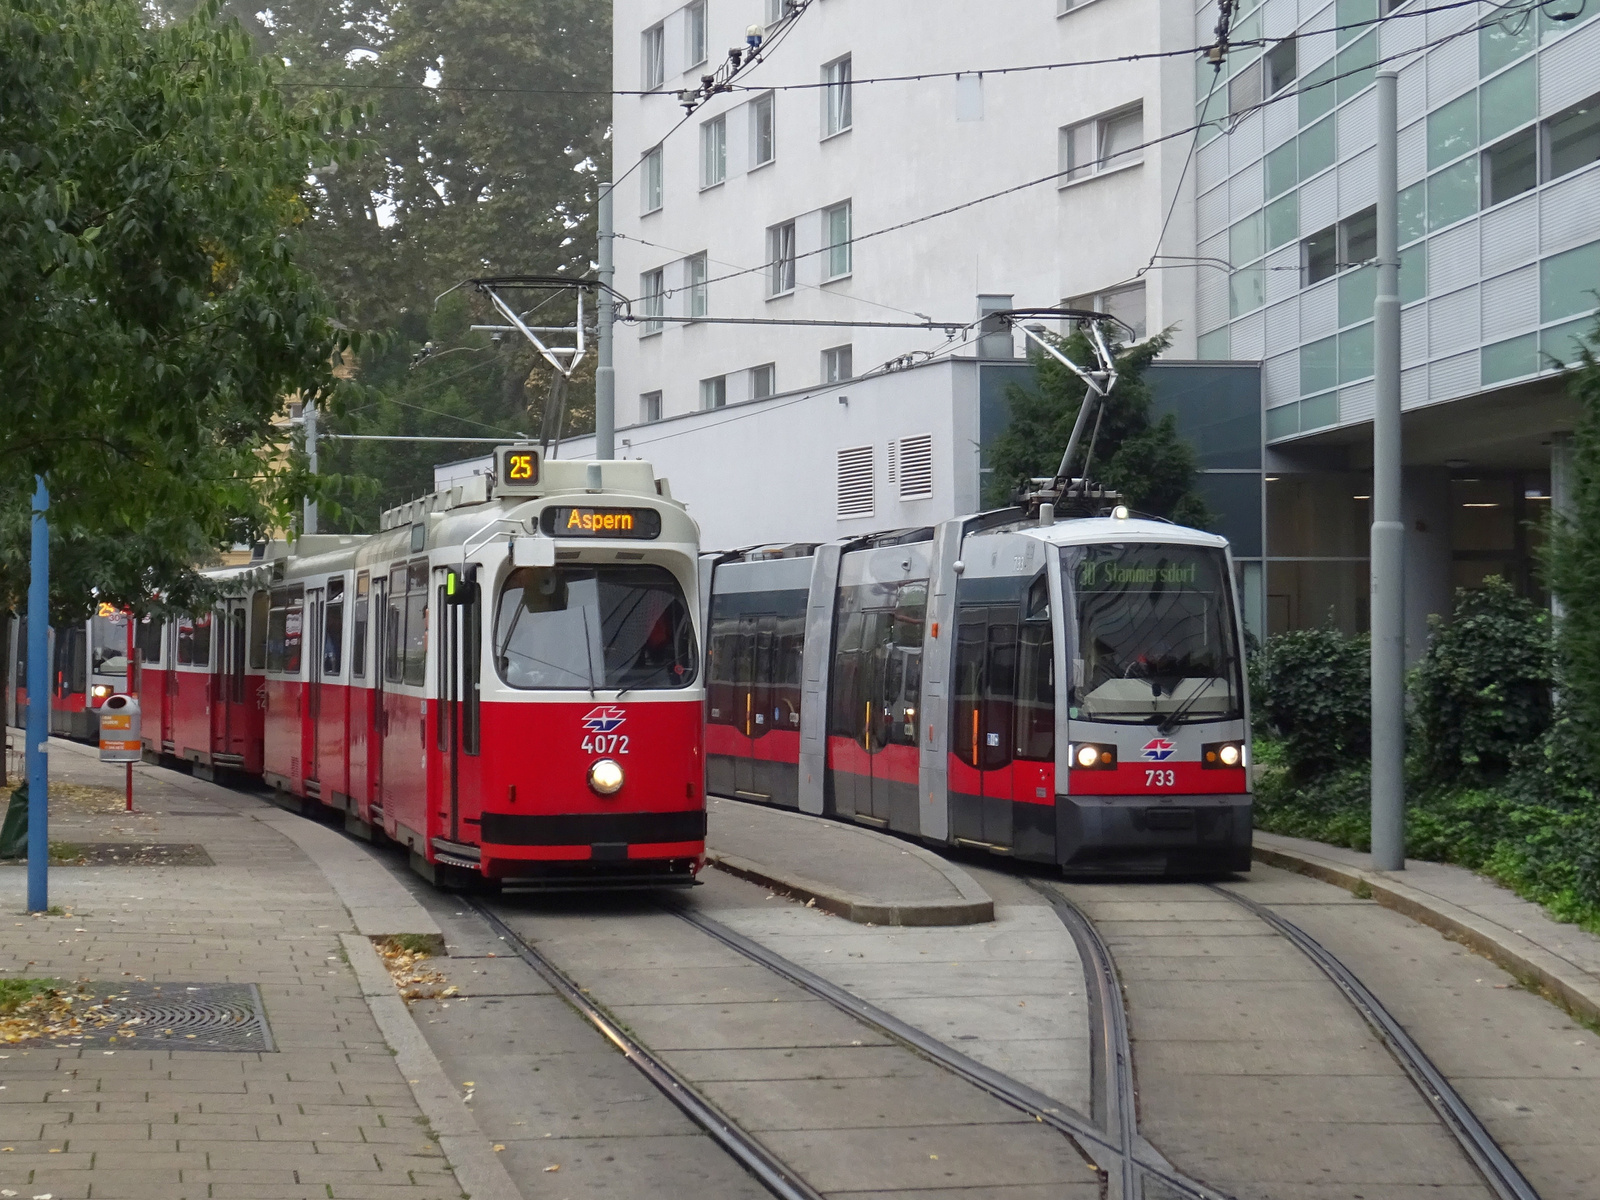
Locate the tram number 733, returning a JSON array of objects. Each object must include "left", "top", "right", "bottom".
[
  {"left": 1145, "top": 769, "right": 1177, "bottom": 787},
  {"left": 582, "top": 734, "right": 630, "bottom": 755}
]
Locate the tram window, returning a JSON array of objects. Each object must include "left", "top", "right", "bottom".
[
  {"left": 462, "top": 582, "right": 481, "bottom": 755},
  {"left": 829, "top": 609, "right": 866, "bottom": 738},
  {"left": 192, "top": 614, "right": 211, "bottom": 669},
  {"left": 176, "top": 619, "right": 195, "bottom": 667},
  {"left": 981, "top": 623, "right": 1018, "bottom": 770},
  {"left": 323, "top": 592, "right": 344, "bottom": 677},
  {"left": 1025, "top": 571, "right": 1050, "bottom": 620},
  {"left": 952, "top": 616, "right": 985, "bottom": 767},
  {"left": 56, "top": 626, "right": 86, "bottom": 695},
  {"left": 266, "top": 588, "right": 304, "bottom": 674},
  {"left": 436, "top": 585, "right": 449, "bottom": 750},
  {"left": 352, "top": 573, "right": 369, "bottom": 679},
  {"left": 136, "top": 618, "right": 163, "bottom": 667},
  {"left": 383, "top": 585, "right": 404, "bottom": 684},
  {"left": 706, "top": 618, "right": 739, "bottom": 724},
  {"left": 775, "top": 615, "right": 804, "bottom": 729},
  {"left": 1015, "top": 623, "right": 1055, "bottom": 761},
  {"left": 249, "top": 592, "right": 268, "bottom": 669},
  {"left": 403, "top": 590, "right": 427, "bottom": 687},
  {"left": 494, "top": 565, "right": 697, "bottom": 691},
  {"left": 91, "top": 616, "right": 127, "bottom": 677},
  {"left": 752, "top": 622, "right": 776, "bottom": 733}
]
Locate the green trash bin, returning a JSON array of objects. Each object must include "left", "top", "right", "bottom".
[{"left": 0, "top": 786, "right": 27, "bottom": 859}]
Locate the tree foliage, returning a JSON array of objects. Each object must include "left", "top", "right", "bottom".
[
  {"left": 0, "top": 0, "right": 359, "bottom": 615},
  {"left": 1543, "top": 322, "right": 1600, "bottom": 785},
  {"left": 985, "top": 331, "right": 1212, "bottom": 525}
]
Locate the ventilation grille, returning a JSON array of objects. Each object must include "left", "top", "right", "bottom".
[
  {"left": 897, "top": 433, "right": 933, "bottom": 499},
  {"left": 836, "top": 445, "right": 875, "bottom": 519}
]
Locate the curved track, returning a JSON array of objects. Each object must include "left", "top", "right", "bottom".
[
  {"left": 1211, "top": 884, "right": 1542, "bottom": 1200},
  {"left": 668, "top": 897, "right": 1230, "bottom": 1200},
  {"left": 466, "top": 898, "right": 826, "bottom": 1200}
]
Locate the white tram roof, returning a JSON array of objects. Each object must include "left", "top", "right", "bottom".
[{"left": 1010, "top": 515, "right": 1229, "bottom": 552}]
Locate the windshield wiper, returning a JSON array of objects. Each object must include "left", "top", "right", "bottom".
[{"left": 1157, "top": 676, "right": 1221, "bottom": 735}]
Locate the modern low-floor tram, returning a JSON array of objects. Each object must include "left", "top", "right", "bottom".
[{"left": 705, "top": 507, "right": 1252, "bottom": 875}]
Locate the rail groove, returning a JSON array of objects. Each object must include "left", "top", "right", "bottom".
[
  {"left": 667, "top": 898, "right": 1230, "bottom": 1200},
  {"left": 466, "top": 898, "right": 826, "bottom": 1200},
  {"left": 1211, "top": 885, "right": 1542, "bottom": 1200}
]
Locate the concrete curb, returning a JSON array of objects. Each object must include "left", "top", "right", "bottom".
[
  {"left": 343, "top": 933, "right": 523, "bottom": 1200},
  {"left": 1253, "top": 839, "right": 1600, "bottom": 1027},
  {"left": 707, "top": 803, "right": 993, "bottom": 925}
]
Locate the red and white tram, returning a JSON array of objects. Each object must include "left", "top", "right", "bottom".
[
  {"left": 705, "top": 507, "right": 1252, "bottom": 875},
  {"left": 134, "top": 449, "right": 706, "bottom": 887},
  {"left": 5, "top": 609, "right": 135, "bottom": 741}
]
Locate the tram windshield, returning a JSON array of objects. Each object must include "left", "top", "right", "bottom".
[
  {"left": 90, "top": 615, "right": 128, "bottom": 677},
  {"left": 1066, "top": 543, "right": 1243, "bottom": 725},
  {"left": 494, "top": 564, "right": 698, "bottom": 691}
]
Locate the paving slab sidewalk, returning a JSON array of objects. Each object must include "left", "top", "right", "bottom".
[
  {"left": 0, "top": 738, "right": 509, "bottom": 1200},
  {"left": 1255, "top": 829, "right": 1600, "bottom": 1025},
  {"left": 705, "top": 796, "right": 993, "bottom": 925}
]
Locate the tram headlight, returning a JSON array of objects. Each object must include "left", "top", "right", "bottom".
[
  {"left": 588, "top": 758, "right": 625, "bottom": 795},
  {"left": 1202, "top": 741, "right": 1247, "bottom": 769},
  {"left": 1072, "top": 742, "right": 1117, "bottom": 770},
  {"left": 91, "top": 685, "right": 112, "bottom": 701}
]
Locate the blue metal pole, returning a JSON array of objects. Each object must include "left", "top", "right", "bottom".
[{"left": 26, "top": 477, "right": 48, "bottom": 912}]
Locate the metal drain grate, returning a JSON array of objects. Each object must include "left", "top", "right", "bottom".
[{"left": 18, "top": 982, "right": 276, "bottom": 1052}]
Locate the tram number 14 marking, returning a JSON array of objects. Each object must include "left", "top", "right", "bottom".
[
  {"left": 1145, "top": 769, "right": 1176, "bottom": 787},
  {"left": 583, "top": 734, "right": 630, "bottom": 755}
]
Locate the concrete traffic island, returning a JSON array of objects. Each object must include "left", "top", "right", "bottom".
[{"left": 704, "top": 796, "right": 995, "bottom": 926}]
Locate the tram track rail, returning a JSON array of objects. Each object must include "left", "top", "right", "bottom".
[
  {"left": 666, "top": 897, "right": 1232, "bottom": 1200},
  {"left": 465, "top": 897, "right": 827, "bottom": 1200},
  {"left": 1210, "top": 884, "right": 1543, "bottom": 1200}
]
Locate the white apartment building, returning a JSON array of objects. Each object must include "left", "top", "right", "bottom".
[{"left": 583, "top": 0, "right": 1600, "bottom": 646}]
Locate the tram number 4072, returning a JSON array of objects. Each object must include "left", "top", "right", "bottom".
[
  {"left": 582, "top": 734, "right": 630, "bottom": 754},
  {"left": 1145, "top": 769, "right": 1176, "bottom": 787}
]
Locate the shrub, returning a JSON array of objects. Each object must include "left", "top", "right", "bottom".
[
  {"left": 1410, "top": 577, "right": 1552, "bottom": 782},
  {"left": 1254, "top": 626, "right": 1370, "bottom": 781}
]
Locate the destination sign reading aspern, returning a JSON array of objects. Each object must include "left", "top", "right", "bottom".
[{"left": 540, "top": 506, "right": 663, "bottom": 540}]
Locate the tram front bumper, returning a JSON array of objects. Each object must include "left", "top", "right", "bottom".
[{"left": 1056, "top": 792, "right": 1252, "bottom": 875}]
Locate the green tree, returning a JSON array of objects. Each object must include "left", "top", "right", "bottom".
[
  {"left": 985, "top": 332, "right": 1212, "bottom": 525},
  {"left": 217, "top": 0, "right": 611, "bottom": 512},
  {"left": 1543, "top": 321, "right": 1600, "bottom": 783},
  {"left": 0, "top": 0, "right": 360, "bottom": 616}
]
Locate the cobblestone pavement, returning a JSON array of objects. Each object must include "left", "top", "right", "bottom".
[{"left": 0, "top": 744, "right": 463, "bottom": 1200}]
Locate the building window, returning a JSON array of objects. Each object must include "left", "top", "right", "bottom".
[
  {"left": 687, "top": 252, "right": 708, "bottom": 318},
  {"left": 685, "top": 0, "right": 707, "bottom": 68},
  {"left": 895, "top": 433, "right": 934, "bottom": 500},
  {"left": 767, "top": 220, "right": 796, "bottom": 296},
  {"left": 700, "top": 376, "right": 727, "bottom": 410},
  {"left": 751, "top": 363, "right": 776, "bottom": 399},
  {"left": 1301, "top": 206, "right": 1375, "bottom": 286},
  {"left": 765, "top": 0, "right": 788, "bottom": 23},
  {"left": 1060, "top": 103, "right": 1143, "bottom": 182},
  {"left": 1229, "top": 60, "right": 1263, "bottom": 117},
  {"left": 1266, "top": 37, "right": 1297, "bottom": 95},
  {"left": 1546, "top": 91, "right": 1600, "bottom": 181},
  {"left": 641, "top": 269, "right": 665, "bottom": 334},
  {"left": 822, "top": 344, "right": 853, "bottom": 383},
  {"left": 824, "top": 201, "right": 852, "bottom": 280},
  {"left": 642, "top": 23, "right": 665, "bottom": 91},
  {"left": 1484, "top": 126, "right": 1539, "bottom": 206},
  {"left": 824, "top": 55, "right": 853, "bottom": 138},
  {"left": 641, "top": 145, "right": 663, "bottom": 213},
  {"left": 751, "top": 91, "right": 775, "bottom": 167},
  {"left": 836, "top": 445, "right": 874, "bottom": 519},
  {"left": 700, "top": 115, "right": 726, "bottom": 188},
  {"left": 640, "top": 392, "right": 662, "bottom": 423},
  {"left": 1065, "top": 281, "right": 1146, "bottom": 341}
]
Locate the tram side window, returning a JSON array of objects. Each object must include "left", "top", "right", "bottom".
[
  {"left": 462, "top": 583, "right": 481, "bottom": 754},
  {"left": 56, "top": 626, "right": 86, "bottom": 695},
  {"left": 887, "top": 582, "right": 926, "bottom": 746},
  {"left": 136, "top": 618, "right": 163, "bottom": 667},
  {"left": 266, "top": 588, "right": 304, "bottom": 673},
  {"left": 249, "top": 592, "right": 268, "bottom": 670},
  {"left": 952, "top": 616, "right": 985, "bottom": 767},
  {"left": 176, "top": 619, "right": 195, "bottom": 667},
  {"left": 191, "top": 614, "right": 211, "bottom": 668},
  {"left": 324, "top": 578, "right": 344, "bottom": 676},
  {"left": 706, "top": 617, "right": 740, "bottom": 725},
  {"left": 775, "top": 615, "right": 804, "bottom": 729},
  {"left": 404, "top": 561, "right": 428, "bottom": 688},
  {"left": 1015, "top": 623, "right": 1055, "bottom": 761},
  {"left": 352, "top": 573, "right": 369, "bottom": 679},
  {"left": 828, "top": 608, "right": 866, "bottom": 739},
  {"left": 980, "top": 624, "right": 1017, "bottom": 770},
  {"left": 384, "top": 567, "right": 406, "bottom": 683},
  {"left": 91, "top": 616, "right": 127, "bottom": 677}
]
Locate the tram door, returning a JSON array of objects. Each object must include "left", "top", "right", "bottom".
[
  {"left": 370, "top": 577, "right": 387, "bottom": 806},
  {"left": 305, "top": 587, "right": 324, "bottom": 783},
  {"left": 949, "top": 606, "right": 1019, "bottom": 849},
  {"left": 212, "top": 601, "right": 249, "bottom": 757},
  {"left": 436, "top": 570, "right": 482, "bottom": 843},
  {"left": 161, "top": 623, "right": 178, "bottom": 747}
]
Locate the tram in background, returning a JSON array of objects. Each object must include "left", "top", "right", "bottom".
[
  {"left": 4, "top": 609, "right": 134, "bottom": 741},
  {"left": 704, "top": 507, "right": 1252, "bottom": 875},
  {"left": 131, "top": 449, "right": 706, "bottom": 888}
]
